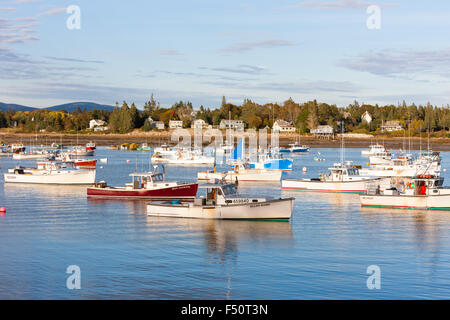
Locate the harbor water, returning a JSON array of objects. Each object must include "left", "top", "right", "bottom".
[{"left": 0, "top": 147, "right": 449, "bottom": 299}]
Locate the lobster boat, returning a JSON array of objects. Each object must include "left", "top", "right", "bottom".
[
  {"left": 87, "top": 170, "right": 198, "bottom": 200},
  {"left": 198, "top": 163, "right": 283, "bottom": 182},
  {"left": 147, "top": 182, "right": 295, "bottom": 220},
  {"left": 360, "top": 174, "right": 450, "bottom": 210},
  {"left": 282, "top": 161, "right": 389, "bottom": 193},
  {"left": 4, "top": 162, "right": 96, "bottom": 185}
]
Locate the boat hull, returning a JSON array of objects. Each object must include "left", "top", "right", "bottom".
[
  {"left": 147, "top": 198, "right": 295, "bottom": 220},
  {"left": 282, "top": 178, "right": 388, "bottom": 194},
  {"left": 198, "top": 170, "right": 282, "bottom": 182},
  {"left": 279, "top": 148, "right": 309, "bottom": 153},
  {"left": 4, "top": 169, "right": 96, "bottom": 185},
  {"left": 151, "top": 158, "right": 215, "bottom": 165},
  {"left": 360, "top": 194, "right": 450, "bottom": 210},
  {"left": 249, "top": 158, "right": 293, "bottom": 171},
  {"left": 12, "top": 153, "right": 46, "bottom": 160},
  {"left": 74, "top": 159, "right": 97, "bottom": 169},
  {"left": 87, "top": 183, "right": 198, "bottom": 200},
  {"left": 68, "top": 150, "right": 95, "bottom": 157}
]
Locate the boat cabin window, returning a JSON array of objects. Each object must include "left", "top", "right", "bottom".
[
  {"left": 151, "top": 173, "right": 163, "bottom": 182},
  {"left": 222, "top": 184, "right": 237, "bottom": 196}
]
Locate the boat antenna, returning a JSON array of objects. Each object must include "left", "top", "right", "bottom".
[
  {"left": 340, "top": 120, "right": 344, "bottom": 165},
  {"left": 213, "top": 145, "right": 217, "bottom": 173}
]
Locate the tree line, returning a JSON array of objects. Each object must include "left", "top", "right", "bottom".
[{"left": 1, "top": 94, "right": 449, "bottom": 136}]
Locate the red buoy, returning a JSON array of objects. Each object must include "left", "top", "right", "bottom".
[{"left": 0, "top": 207, "right": 6, "bottom": 214}]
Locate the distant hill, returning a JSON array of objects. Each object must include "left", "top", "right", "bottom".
[
  {"left": 0, "top": 102, "right": 35, "bottom": 112},
  {"left": 46, "top": 102, "right": 116, "bottom": 112},
  {"left": 0, "top": 101, "right": 116, "bottom": 113}
]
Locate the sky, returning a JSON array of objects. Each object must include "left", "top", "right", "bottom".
[{"left": 1, "top": 0, "right": 450, "bottom": 109}]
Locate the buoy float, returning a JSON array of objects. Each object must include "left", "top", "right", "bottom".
[
  {"left": 0, "top": 207, "right": 6, "bottom": 214},
  {"left": 444, "top": 168, "right": 447, "bottom": 172},
  {"left": 126, "top": 160, "right": 130, "bottom": 164},
  {"left": 302, "top": 167, "right": 307, "bottom": 173}
]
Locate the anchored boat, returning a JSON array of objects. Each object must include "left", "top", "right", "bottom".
[
  {"left": 4, "top": 162, "right": 96, "bottom": 185},
  {"left": 279, "top": 142, "right": 310, "bottom": 153},
  {"left": 198, "top": 163, "right": 283, "bottom": 182},
  {"left": 87, "top": 169, "right": 198, "bottom": 200},
  {"left": 360, "top": 174, "right": 450, "bottom": 210},
  {"left": 361, "top": 144, "right": 387, "bottom": 157},
  {"left": 151, "top": 148, "right": 214, "bottom": 165},
  {"left": 282, "top": 161, "right": 389, "bottom": 193},
  {"left": 147, "top": 182, "right": 295, "bottom": 220}
]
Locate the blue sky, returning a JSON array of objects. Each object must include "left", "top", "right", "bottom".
[{"left": 1, "top": 0, "right": 450, "bottom": 109}]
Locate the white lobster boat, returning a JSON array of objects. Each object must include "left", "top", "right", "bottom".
[
  {"left": 368, "top": 150, "right": 393, "bottom": 165},
  {"left": 360, "top": 175, "right": 450, "bottom": 210},
  {"left": 12, "top": 152, "right": 47, "bottom": 160},
  {"left": 147, "top": 182, "right": 295, "bottom": 220},
  {"left": 197, "top": 163, "right": 283, "bottom": 182},
  {"left": 361, "top": 144, "right": 387, "bottom": 157},
  {"left": 152, "top": 148, "right": 214, "bottom": 165},
  {"left": 359, "top": 152, "right": 440, "bottom": 178},
  {"left": 282, "top": 162, "right": 389, "bottom": 193},
  {"left": 4, "top": 162, "right": 96, "bottom": 185}
]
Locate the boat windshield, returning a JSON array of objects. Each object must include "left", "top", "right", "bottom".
[
  {"left": 222, "top": 184, "right": 237, "bottom": 196},
  {"left": 151, "top": 173, "right": 164, "bottom": 182},
  {"left": 347, "top": 168, "right": 359, "bottom": 176}
]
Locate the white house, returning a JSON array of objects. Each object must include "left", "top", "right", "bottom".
[
  {"left": 191, "top": 119, "right": 208, "bottom": 129},
  {"left": 272, "top": 120, "right": 296, "bottom": 133},
  {"left": 361, "top": 111, "right": 372, "bottom": 124},
  {"left": 155, "top": 121, "right": 165, "bottom": 130},
  {"left": 219, "top": 119, "right": 245, "bottom": 130},
  {"left": 311, "top": 125, "right": 334, "bottom": 139},
  {"left": 89, "top": 119, "right": 108, "bottom": 132},
  {"left": 169, "top": 120, "right": 183, "bottom": 129},
  {"left": 381, "top": 120, "right": 402, "bottom": 132},
  {"left": 89, "top": 119, "right": 106, "bottom": 129}
]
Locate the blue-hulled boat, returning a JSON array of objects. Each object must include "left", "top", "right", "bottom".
[{"left": 279, "top": 142, "right": 310, "bottom": 153}]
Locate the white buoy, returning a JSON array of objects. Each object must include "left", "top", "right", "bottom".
[
  {"left": 444, "top": 168, "right": 447, "bottom": 172},
  {"left": 126, "top": 160, "right": 130, "bottom": 164},
  {"left": 302, "top": 167, "right": 307, "bottom": 173},
  {"left": 100, "top": 166, "right": 103, "bottom": 169}
]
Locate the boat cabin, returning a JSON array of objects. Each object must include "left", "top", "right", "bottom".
[
  {"left": 321, "top": 163, "right": 361, "bottom": 181},
  {"left": 126, "top": 172, "right": 167, "bottom": 189},
  {"left": 195, "top": 183, "right": 265, "bottom": 206},
  {"left": 409, "top": 175, "right": 444, "bottom": 195}
]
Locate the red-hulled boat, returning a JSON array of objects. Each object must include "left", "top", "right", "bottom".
[
  {"left": 72, "top": 159, "right": 97, "bottom": 169},
  {"left": 87, "top": 171, "right": 198, "bottom": 200},
  {"left": 86, "top": 141, "right": 96, "bottom": 151}
]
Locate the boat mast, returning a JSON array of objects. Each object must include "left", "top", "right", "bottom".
[{"left": 340, "top": 120, "right": 344, "bottom": 165}]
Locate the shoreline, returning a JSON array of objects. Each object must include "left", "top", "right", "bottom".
[{"left": 1, "top": 131, "right": 450, "bottom": 151}]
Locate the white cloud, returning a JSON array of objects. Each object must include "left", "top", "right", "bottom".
[
  {"left": 339, "top": 48, "right": 450, "bottom": 80},
  {"left": 220, "top": 40, "right": 295, "bottom": 53}
]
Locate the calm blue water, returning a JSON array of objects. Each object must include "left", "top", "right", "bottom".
[{"left": 0, "top": 147, "right": 450, "bottom": 299}]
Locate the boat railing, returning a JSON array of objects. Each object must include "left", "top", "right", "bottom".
[{"left": 365, "top": 181, "right": 380, "bottom": 195}]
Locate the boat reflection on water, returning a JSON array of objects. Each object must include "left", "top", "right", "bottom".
[
  {"left": 359, "top": 206, "right": 450, "bottom": 257},
  {"left": 145, "top": 217, "right": 294, "bottom": 260},
  {"left": 282, "top": 189, "right": 359, "bottom": 209},
  {"left": 3, "top": 183, "right": 86, "bottom": 199}
]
